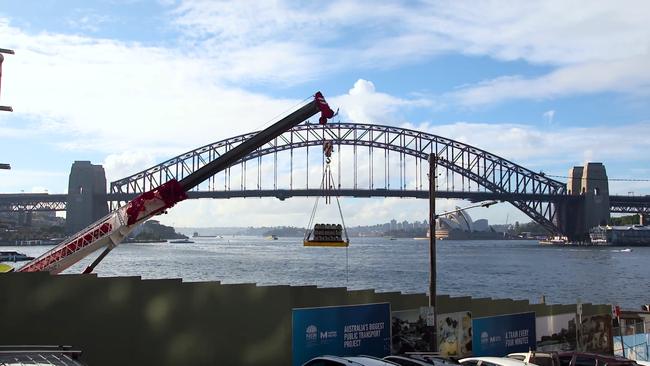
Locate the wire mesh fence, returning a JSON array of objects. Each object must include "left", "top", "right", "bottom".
[{"left": 613, "top": 320, "right": 649, "bottom": 361}]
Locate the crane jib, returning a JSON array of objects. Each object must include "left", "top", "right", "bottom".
[{"left": 17, "top": 91, "right": 335, "bottom": 274}]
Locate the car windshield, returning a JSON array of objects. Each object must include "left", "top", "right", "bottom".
[
  {"left": 559, "top": 356, "right": 572, "bottom": 366},
  {"left": 531, "top": 357, "right": 555, "bottom": 366}
]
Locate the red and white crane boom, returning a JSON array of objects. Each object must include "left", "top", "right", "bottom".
[{"left": 18, "top": 92, "right": 335, "bottom": 274}]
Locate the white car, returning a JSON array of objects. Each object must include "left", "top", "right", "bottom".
[
  {"left": 303, "top": 355, "right": 399, "bottom": 366},
  {"left": 460, "top": 357, "right": 539, "bottom": 366},
  {"left": 507, "top": 352, "right": 560, "bottom": 366}
]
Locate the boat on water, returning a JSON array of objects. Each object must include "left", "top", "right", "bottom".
[
  {"left": 168, "top": 238, "right": 194, "bottom": 244},
  {"left": 539, "top": 236, "right": 569, "bottom": 245},
  {"left": 589, "top": 225, "right": 650, "bottom": 246},
  {"left": 266, "top": 235, "right": 279, "bottom": 240},
  {"left": 192, "top": 232, "right": 220, "bottom": 238},
  {"left": 0, "top": 251, "right": 35, "bottom": 262}
]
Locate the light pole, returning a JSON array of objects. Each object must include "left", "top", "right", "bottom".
[
  {"left": 428, "top": 153, "right": 437, "bottom": 351},
  {"left": 0, "top": 47, "right": 14, "bottom": 112},
  {"left": 0, "top": 47, "right": 13, "bottom": 169},
  {"left": 428, "top": 153, "right": 498, "bottom": 351}
]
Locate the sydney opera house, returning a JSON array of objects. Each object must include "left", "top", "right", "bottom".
[{"left": 435, "top": 208, "right": 501, "bottom": 240}]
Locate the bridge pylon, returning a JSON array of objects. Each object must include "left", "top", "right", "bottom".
[
  {"left": 558, "top": 162, "right": 610, "bottom": 241},
  {"left": 65, "top": 161, "right": 109, "bottom": 234}
]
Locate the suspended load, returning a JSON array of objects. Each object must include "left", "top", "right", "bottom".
[
  {"left": 304, "top": 223, "right": 348, "bottom": 247},
  {"left": 303, "top": 140, "right": 350, "bottom": 247}
]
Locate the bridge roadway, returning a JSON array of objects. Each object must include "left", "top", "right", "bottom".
[{"left": 1, "top": 190, "right": 648, "bottom": 214}]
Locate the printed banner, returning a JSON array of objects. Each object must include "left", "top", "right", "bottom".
[
  {"left": 292, "top": 303, "right": 391, "bottom": 366},
  {"left": 472, "top": 312, "right": 536, "bottom": 356},
  {"left": 536, "top": 313, "right": 577, "bottom": 351},
  {"left": 438, "top": 311, "right": 473, "bottom": 357},
  {"left": 391, "top": 307, "right": 436, "bottom": 354},
  {"left": 577, "top": 313, "right": 613, "bottom": 354}
]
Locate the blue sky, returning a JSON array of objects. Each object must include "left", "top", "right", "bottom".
[{"left": 0, "top": 0, "right": 649, "bottom": 227}]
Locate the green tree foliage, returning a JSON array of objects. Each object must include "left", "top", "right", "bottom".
[{"left": 610, "top": 214, "right": 640, "bottom": 226}]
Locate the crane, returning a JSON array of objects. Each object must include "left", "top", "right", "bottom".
[{"left": 17, "top": 92, "right": 336, "bottom": 274}]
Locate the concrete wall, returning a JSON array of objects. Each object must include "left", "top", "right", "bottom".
[{"left": 0, "top": 273, "right": 611, "bottom": 366}]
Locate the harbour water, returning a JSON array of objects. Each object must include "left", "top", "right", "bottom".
[{"left": 5, "top": 237, "right": 649, "bottom": 308}]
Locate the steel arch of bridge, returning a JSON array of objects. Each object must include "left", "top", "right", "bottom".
[{"left": 110, "top": 123, "right": 568, "bottom": 233}]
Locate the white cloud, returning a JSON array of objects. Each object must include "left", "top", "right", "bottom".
[
  {"left": 66, "top": 9, "right": 111, "bottom": 33},
  {"left": 333, "top": 79, "right": 432, "bottom": 123},
  {"left": 169, "top": 0, "right": 650, "bottom": 103},
  {"left": 103, "top": 151, "right": 160, "bottom": 183},
  {"left": 0, "top": 169, "right": 68, "bottom": 193},
  {"left": 0, "top": 20, "right": 306, "bottom": 156},
  {"left": 543, "top": 110, "right": 555, "bottom": 124},
  {"left": 171, "top": 0, "right": 650, "bottom": 66},
  {"left": 452, "top": 55, "right": 650, "bottom": 106},
  {"left": 423, "top": 121, "right": 650, "bottom": 170}
]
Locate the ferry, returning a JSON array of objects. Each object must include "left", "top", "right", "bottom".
[
  {"left": 168, "top": 238, "right": 194, "bottom": 244},
  {"left": 539, "top": 236, "right": 569, "bottom": 245},
  {"left": 589, "top": 225, "right": 650, "bottom": 246},
  {"left": 0, "top": 251, "right": 35, "bottom": 262}
]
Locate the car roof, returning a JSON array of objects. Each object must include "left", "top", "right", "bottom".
[
  {"left": 508, "top": 353, "right": 555, "bottom": 358},
  {"left": 305, "top": 355, "right": 399, "bottom": 365},
  {"left": 384, "top": 355, "right": 434, "bottom": 365},
  {"left": 460, "top": 357, "right": 538, "bottom": 366},
  {"left": 557, "top": 352, "right": 634, "bottom": 362}
]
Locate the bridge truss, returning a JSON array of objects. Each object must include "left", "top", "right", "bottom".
[
  {"left": 111, "top": 123, "right": 568, "bottom": 233},
  {"left": 609, "top": 196, "right": 650, "bottom": 214},
  {"left": 0, "top": 194, "right": 67, "bottom": 212}
]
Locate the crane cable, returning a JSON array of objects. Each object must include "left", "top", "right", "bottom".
[
  {"left": 303, "top": 143, "right": 350, "bottom": 283},
  {"left": 304, "top": 163, "right": 349, "bottom": 243}
]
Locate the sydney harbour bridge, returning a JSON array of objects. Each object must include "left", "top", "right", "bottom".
[{"left": 1, "top": 122, "right": 649, "bottom": 240}]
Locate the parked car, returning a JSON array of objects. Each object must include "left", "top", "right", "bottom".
[
  {"left": 384, "top": 355, "right": 437, "bottom": 366},
  {"left": 460, "top": 356, "right": 539, "bottom": 366},
  {"left": 508, "top": 352, "right": 561, "bottom": 366},
  {"left": 0, "top": 345, "right": 87, "bottom": 366},
  {"left": 385, "top": 354, "right": 461, "bottom": 366},
  {"left": 303, "top": 355, "right": 400, "bottom": 366},
  {"left": 557, "top": 352, "right": 639, "bottom": 366}
]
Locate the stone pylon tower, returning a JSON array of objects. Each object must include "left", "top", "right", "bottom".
[
  {"left": 581, "top": 162, "right": 610, "bottom": 227},
  {"left": 65, "top": 161, "right": 109, "bottom": 234},
  {"left": 564, "top": 162, "right": 610, "bottom": 240}
]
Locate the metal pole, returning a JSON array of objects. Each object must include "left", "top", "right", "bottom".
[{"left": 428, "top": 153, "right": 437, "bottom": 352}]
